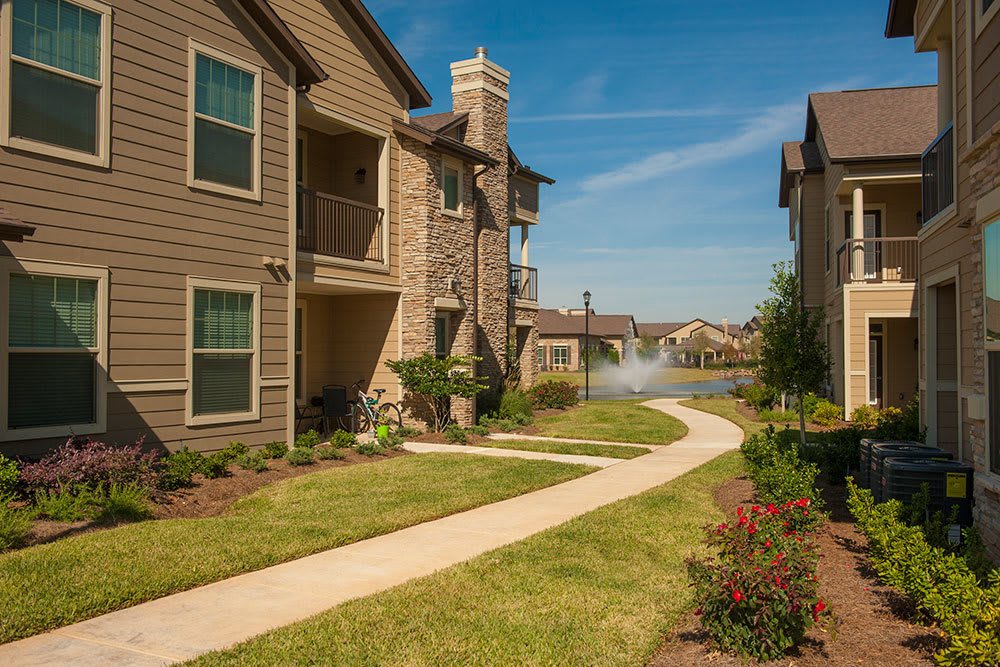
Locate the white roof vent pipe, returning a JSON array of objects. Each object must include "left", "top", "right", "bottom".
[{"left": 475, "top": 46, "right": 488, "bottom": 59}]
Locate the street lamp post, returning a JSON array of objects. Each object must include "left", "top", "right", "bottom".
[{"left": 583, "top": 290, "right": 592, "bottom": 401}]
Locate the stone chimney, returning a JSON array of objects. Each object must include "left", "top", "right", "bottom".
[
  {"left": 722, "top": 317, "right": 729, "bottom": 341},
  {"left": 450, "top": 47, "right": 511, "bottom": 392}
]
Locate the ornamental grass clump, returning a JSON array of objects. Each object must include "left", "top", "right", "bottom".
[{"left": 687, "top": 500, "right": 831, "bottom": 661}]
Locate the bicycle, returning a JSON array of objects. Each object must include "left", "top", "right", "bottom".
[{"left": 341, "top": 380, "right": 403, "bottom": 434}]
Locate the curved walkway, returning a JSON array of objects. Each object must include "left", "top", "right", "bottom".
[
  {"left": 401, "top": 441, "right": 627, "bottom": 468},
  {"left": 0, "top": 399, "right": 743, "bottom": 666}
]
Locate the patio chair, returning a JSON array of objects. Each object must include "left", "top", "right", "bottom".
[{"left": 322, "top": 384, "right": 349, "bottom": 434}]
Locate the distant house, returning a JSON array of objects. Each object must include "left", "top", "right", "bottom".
[
  {"left": 637, "top": 318, "right": 743, "bottom": 364},
  {"left": 538, "top": 308, "right": 638, "bottom": 371},
  {"left": 741, "top": 316, "right": 763, "bottom": 341}
]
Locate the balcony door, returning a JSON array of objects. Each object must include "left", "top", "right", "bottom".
[
  {"left": 868, "top": 323, "right": 884, "bottom": 408},
  {"left": 845, "top": 211, "right": 882, "bottom": 279}
]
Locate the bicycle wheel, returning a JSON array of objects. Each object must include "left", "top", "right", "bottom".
[
  {"left": 336, "top": 401, "right": 360, "bottom": 433},
  {"left": 352, "top": 403, "right": 372, "bottom": 434},
  {"left": 379, "top": 403, "right": 403, "bottom": 430}
]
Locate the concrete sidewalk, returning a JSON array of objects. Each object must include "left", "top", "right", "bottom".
[
  {"left": 401, "top": 441, "right": 627, "bottom": 468},
  {"left": 486, "top": 432, "right": 658, "bottom": 450},
  {"left": 0, "top": 399, "right": 743, "bottom": 666}
]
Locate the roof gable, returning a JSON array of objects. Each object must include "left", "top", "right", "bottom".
[{"left": 236, "top": 0, "right": 326, "bottom": 85}]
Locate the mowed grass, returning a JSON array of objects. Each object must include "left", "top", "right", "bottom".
[
  {"left": 680, "top": 397, "right": 824, "bottom": 445},
  {"left": 540, "top": 366, "right": 718, "bottom": 387},
  {"left": 535, "top": 400, "right": 688, "bottom": 445},
  {"left": 188, "top": 451, "right": 745, "bottom": 667},
  {"left": 478, "top": 439, "right": 652, "bottom": 460},
  {"left": 0, "top": 454, "right": 595, "bottom": 644}
]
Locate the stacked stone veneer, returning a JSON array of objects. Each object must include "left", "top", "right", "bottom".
[
  {"left": 399, "top": 136, "right": 477, "bottom": 426},
  {"left": 451, "top": 54, "right": 512, "bottom": 400},
  {"left": 966, "top": 127, "right": 1000, "bottom": 559}
]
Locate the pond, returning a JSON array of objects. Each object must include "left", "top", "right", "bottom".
[{"left": 584, "top": 376, "right": 753, "bottom": 401}]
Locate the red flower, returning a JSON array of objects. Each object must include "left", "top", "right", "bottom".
[
  {"left": 751, "top": 505, "right": 761, "bottom": 513},
  {"left": 738, "top": 515, "right": 748, "bottom": 526},
  {"left": 737, "top": 506, "right": 744, "bottom": 517},
  {"left": 766, "top": 503, "right": 778, "bottom": 514},
  {"left": 732, "top": 590, "right": 744, "bottom": 602},
  {"left": 764, "top": 539, "right": 772, "bottom": 548},
  {"left": 814, "top": 599, "right": 826, "bottom": 613}
]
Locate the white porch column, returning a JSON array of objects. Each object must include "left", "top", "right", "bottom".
[
  {"left": 520, "top": 223, "right": 529, "bottom": 294},
  {"left": 937, "top": 38, "right": 953, "bottom": 131},
  {"left": 851, "top": 184, "right": 865, "bottom": 281}
]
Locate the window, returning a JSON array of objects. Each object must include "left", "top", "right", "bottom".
[
  {"left": 536, "top": 346, "right": 544, "bottom": 368},
  {"left": 553, "top": 345, "right": 569, "bottom": 366},
  {"left": 2, "top": 0, "right": 111, "bottom": 165},
  {"left": 442, "top": 160, "right": 461, "bottom": 214},
  {"left": 434, "top": 314, "right": 449, "bottom": 359},
  {"left": 1, "top": 261, "right": 107, "bottom": 439},
  {"left": 189, "top": 43, "right": 262, "bottom": 198},
  {"left": 986, "top": 220, "right": 1000, "bottom": 473},
  {"left": 187, "top": 278, "right": 260, "bottom": 425}
]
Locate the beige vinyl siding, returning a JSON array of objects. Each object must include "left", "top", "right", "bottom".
[
  {"left": 0, "top": 0, "right": 293, "bottom": 456},
  {"left": 800, "top": 173, "right": 825, "bottom": 306},
  {"left": 972, "top": 0, "right": 1000, "bottom": 139}
]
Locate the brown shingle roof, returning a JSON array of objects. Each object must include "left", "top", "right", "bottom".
[
  {"left": 637, "top": 322, "right": 686, "bottom": 338},
  {"left": 411, "top": 111, "right": 468, "bottom": 134},
  {"left": 782, "top": 141, "right": 823, "bottom": 173},
  {"left": 538, "top": 309, "right": 636, "bottom": 338},
  {"left": 806, "top": 86, "right": 938, "bottom": 161}
]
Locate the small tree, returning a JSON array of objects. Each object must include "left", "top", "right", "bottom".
[
  {"left": 757, "top": 262, "right": 831, "bottom": 445},
  {"left": 636, "top": 334, "right": 660, "bottom": 361},
  {"left": 385, "top": 354, "right": 488, "bottom": 432},
  {"left": 691, "top": 331, "right": 712, "bottom": 369}
]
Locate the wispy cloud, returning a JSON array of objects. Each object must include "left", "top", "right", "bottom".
[
  {"left": 511, "top": 107, "right": 749, "bottom": 124},
  {"left": 571, "top": 70, "right": 610, "bottom": 107}
]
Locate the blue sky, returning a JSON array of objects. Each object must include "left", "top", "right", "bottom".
[{"left": 367, "top": 0, "right": 936, "bottom": 324}]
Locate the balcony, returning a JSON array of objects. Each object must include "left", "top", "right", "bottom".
[
  {"left": 922, "top": 123, "right": 954, "bottom": 223},
  {"left": 297, "top": 187, "right": 384, "bottom": 263},
  {"left": 836, "top": 237, "right": 919, "bottom": 286},
  {"left": 509, "top": 264, "right": 538, "bottom": 302}
]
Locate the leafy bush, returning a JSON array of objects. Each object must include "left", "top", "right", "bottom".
[
  {"left": 742, "top": 381, "right": 779, "bottom": 412},
  {"left": 847, "top": 481, "right": 1000, "bottom": 666},
  {"left": 688, "top": 501, "right": 831, "bottom": 661},
  {"left": 529, "top": 381, "right": 580, "bottom": 410},
  {"left": 0, "top": 496, "right": 31, "bottom": 551},
  {"left": 396, "top": 426, "right": 422, "bottom": 438},
  {"left": 850, "top": 404, "right": 881, "bottom": 430},
  {"left": 810, "top": 400, "right": 842, "bottom": 427},
  {"left": 200, "top": 453, "right": 231, "bottom": 479},
  {"left": 385, "top": 354, "right": 488, "bottom": 432},
  {"left": 97, "top": 483, "right": 152, "bottom": 523},
  {"left": 236, "top": 452, "right": 268, "bottom": 473},
  {"left": 377, "top": 432, "right": 405, "bottom": 451},
  {"left": 757, "top": 408, "right": 799, "bottom": 423},
  {"left": 499, "top": 389, "right": 534, "bottom": 420},
  {"left": 284, "top": 447, "right": 315, "bottom": 466},
  {"left": 156, "top": 447, "right": 204, "bottom": 490},
  {"left": 808, "top": 427, "right": 862, "bottom": 485},
  {"left": 875, "top": 395, "right": 924, "bottom": 442},
  {"left": 21, "top": 436, "right": 158, "bottom": 495},
  {"left": 0, "top": 455, "right": 19, "bottom": 498},
  {"left": 329, "top": 430, "right": 357, "bottom": 449},
  {"left": 294, "top": 430, "right": 322, "bottom": 449},
  {"left": 262, "top": 441, "right": 289, "bottom": 460},
  {"left": 741, "top": 427, "right": 823, "bottom": 516},
  {"left": 444, "top": 424, "right": 468, "bottom": 445},
  {"left": 217, "top": 441, "right": 248, "bottom": 464},
  {"left": 314, "top": 445, "right": 346, "bottom": 461},
  {"left": 794, "top": 392, "right": 821, "bottom": 420},
  {"left": 32, "top": 485, "right": 106, "bottom": 522},
  {"left": 467, "top": 425, "right": 490, "bottom": 437},
  {"left": 355, "top": 441, "right": 386, "bottom": 457}
]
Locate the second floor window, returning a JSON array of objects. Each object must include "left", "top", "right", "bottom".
[
  {"left": 4, "top": 0, "right": 111, "bottom": 164},
  {"left": 189, "top": 45, "right": 261, "bottom": 198},
  {"left": 442, "top": 161, "right": 461, "bottom": 214}
]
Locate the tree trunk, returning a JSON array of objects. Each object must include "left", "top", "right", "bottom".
[
  {"left": 700, "top": 353, "right": 705, "bottom": 369},
  {"left": 797, "top": 391, "right": 807, "bottom": 446}
]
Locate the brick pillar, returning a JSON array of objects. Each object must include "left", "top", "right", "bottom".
[{"left": 451, "top": 48, "right": 511, "bottom": 405}]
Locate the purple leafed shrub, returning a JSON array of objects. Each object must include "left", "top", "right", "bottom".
[{"left": 20, "top": 436, "right": 158, "bottom": 494}]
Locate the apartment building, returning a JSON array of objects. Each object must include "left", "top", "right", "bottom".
[
  {"left": 538, "top": 308, "right": 637, "bottom": 371},
  {"left": 0, "top": 0, "right": 550, "bottom": 454},
  {"left": 885, "top": 0, "right": 1000, "bottom": 555},
  {"left": 779, "top": 86, "right": 936, "bottom": 415}
]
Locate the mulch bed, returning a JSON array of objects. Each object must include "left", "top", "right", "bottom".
[
  {"left": 21, "top": 449, "right": 410, "bottom": 548},
  {"left": 648, "top": 475, "right": 943, "bottom": 666}
]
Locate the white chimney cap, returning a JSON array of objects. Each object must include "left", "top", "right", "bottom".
[{"left": 475, "top": 46, "right": 488, "bottom": 58}]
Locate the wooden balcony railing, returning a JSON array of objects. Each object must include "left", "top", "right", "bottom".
[
  {"left": 297, "top": 187, "right": 384, "bottom": 262},
  {"left": 922, "top": 123, "right": 954, "bottom": 223},
  {"left": 836, "top": 237, "right": 919, "bottom": 286},
  {"left": 509, "top": 264, "right": 538, "bottom": 301}
]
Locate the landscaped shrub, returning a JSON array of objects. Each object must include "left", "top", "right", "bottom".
[
  {"left": 294, "top": 429, "right": 322, "bottom": 449},
  {"left": 850, "top": 404, "right": 881, "bottom": 430},
  {"left": 385, "top": 354, "right": 488, "bottom": 432},
  {"left": 529, "top": 381, "right": 580, "bottom": 410},
  {"left": 687, "top": 501, "right": 831, "bottom": 661},
  {"left": 21, "top": 436, "right": 158, "bottom": 495},
  {"left": 314, "top": 445, "right": 346, "bottom": 461},
  {"left": 0, "top": 455, "right": 19, "bottom": 498},
  {"left": 499, "top": 389, "right": 534, "bottom": 420},
  {"left": 794, "top": 392, "right": 821, "bottom": 420},
  {"left": 810, "top": 426, "right": 863, "bottom": 484},
  {"left": 809, "top": 400, "right": 842, "bottom": 427},
  {"left": 329, "top": 430, "right": 357, "bottom": 449},
  {"left": 742, "top": 381, "right": 779, "bottom": 412},
  {"left": 875, "top": 395, "right": 924, "bottom": 442},
  {"left": 200, "top": 453, "right": 231, "bottom": 479},
  {"left": 847, "top": 481, "right": 1000, "bottom": 666},
  {"left": 217, "top": 441, "right": 249, "bottom": 464},
  {"left": 284, "top": 447, "right": 315, "bottom": 466},
  {"left": 480, "top": 416, "right": 518, "bottom": 433},
  {"left": 355, "top": 441, "right": 386, "bottom": 457},
  {"left": 757, "top": 408, "right": 799, "bottom": 423},
  {"left": 396, "top": 426, "right": 422, "bottom": 438},
  {"left": 156, "top": 447, "right": 205, "bottom": 490},
  {"left": 467, "top": 425, "right": 490, "bottom": 437},
  {"left": 236, "top": 452, "right": 268, "bottom": 473},
  {"left": 97, "top": 483, "right": 153, "bottom": 523},
  {"left": 262, "top": 441, "right": 289, "bottom": 460},
  {"left": 444, "top": 424, "right": 468, "bottom": 445},
  {"left": 0, "top": 495, "right": 31, "bottom": 551},
  {"left": 377, "top": 432, "right": 405, "bottom": 450},
  {"left": 32, "top": 485, "right": 106, "bottom": 522},
  {"left": 741, "top": 427, "right": 823, "bottom": 516}
]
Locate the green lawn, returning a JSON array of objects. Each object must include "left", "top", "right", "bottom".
[
  {"left": 679, "top": 397, "right": 820, "bottom": 444},
  {"left": 478, "top": 439, "right": 651, "bottom": 460},
  {"left": 0, "top": 454, "right": 594, "bottom": 644},
  {"left": 534, "top": 400, "right": 688, "bottom": 445},
  {"left": 540, "top": 366, "right": 718, "bottom": 387},
  {"left": 188, "top": 451, "right": 745, "bottom": 667}
]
